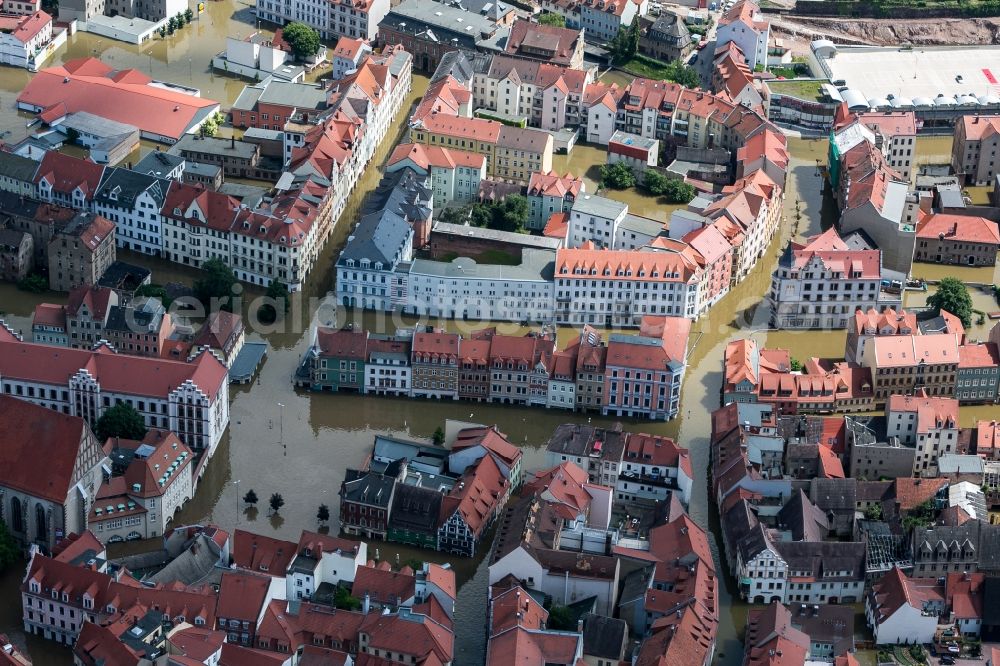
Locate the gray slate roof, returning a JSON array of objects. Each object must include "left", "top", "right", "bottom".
[{"left": 94, "top": 167, "right": 170, "bottom": 209}]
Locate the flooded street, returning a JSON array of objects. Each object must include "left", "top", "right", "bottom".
[{"left": 0, "top": 20, "right": 996, "bottom": 659}]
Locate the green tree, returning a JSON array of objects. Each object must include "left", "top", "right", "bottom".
[
  {"left": 317, "top": 504, "right": 330, "bottom": 524},
  {"left": 495, "top": 194, "right": 529, "bottom": 233},
  {"left": 547, "top": 605, "right": 575, "bottom": 630},
  {"left": 269, "top": 493, "right": 285, "bottom": 514},
  {"left": 600, "top": 160, "right": 636, "bottom": 190},
  {"left": 243, "top": 489, "right": 258, "bottom": 506},
  {"left": 438, "top": 206, "right": 470, "bottom": 225},
  {"left": 194, "top": 258, "right": 237, "bottom": 311},
  {"left": 0, "top": 520, "right": 17, "bottom": 572},
  {"left": 258, "top": 280, "right": 289, "bottom": 323},
  {"left": 16, "top": 273, "right": 47, "bottom": 293},
  {"left": 642, "top": 169, "right": 670, "bottom": 196},
  {"left": 282, "top": 22, "right": 321, "bottom": 60},
  {"left": 927, "top": 277, "right": 974, "bottom": 328},
  {"left": 333, "top": 585, "right": 362, "bottom": 610},
  {"left": 538, "top": 12, "right": 565, "bottom": 27},
  {"left": 661, "top": 178, "right": 696, "bottom": 204},
  {"left": 184, "top": 6, "right": 193, "bottom": 21},
  {"left": 95, "top": 402, "right": 148, "bottom": 442},
  {"left": 135, "top": 284, "right": 171, "bottom": 308},
  {"left": 432, "top": 426, "right": 446, "bottom": 446}
]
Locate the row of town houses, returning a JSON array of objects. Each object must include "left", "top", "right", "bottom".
[
  {"left": 724, "top": 308, "right": 1000, "bottom": 415},
  {"left": 332, "top": 50, "right": 789, "bottom": 327},
  {"left": 300, "top": 317, "right": 690, "bottom": 421},
  {"left": 0, "top": 46, "right": 412, "bottom": 292},
  {"left": 339, "top": 421, "right": 692, "bottom": 557}
]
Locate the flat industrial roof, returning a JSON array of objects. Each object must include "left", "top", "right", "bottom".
[{"left": 819, "top": 46, "right": 1000, "bottom": 104}]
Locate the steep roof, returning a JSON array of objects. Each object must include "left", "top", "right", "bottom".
[{"left": 0, "top": 396, "right": 90, "bottom": 503}]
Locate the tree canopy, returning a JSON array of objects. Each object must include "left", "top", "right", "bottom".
[
  {"left": 600, "top": 161, "right": 636, "bottom": 190},
  {"left": 95, "top": 403, "right": 147, "bottom": 442},
  {"left": 194, "top": 258, "right": 237, "bottom": 311},
  {"left": 469, "top": 195, "right": 530, "bottom": 233},
  {"left": 927, "top": 277, "right": 974, "bottom": 329},
  {"left": 538, "top": 12, "right": 565, "bottom": 27},
  {"left": 282, "top": 22, "right": 321, "bottom": 59}
]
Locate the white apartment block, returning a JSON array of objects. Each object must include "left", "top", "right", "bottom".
[
  {"left": 256, "top": 0, "right": 387, "bottom": 41},
  {"left": 553, "top": 248, "right": 700, "bottom": 326},
  {"left": 0, "top": 338, "right": 230, "bottom": 454},
  {"left": 93, "top": 169, "right": 171, "bottom": 257},
  {"left": 567, "top": 193, "right": 627, "bottom": 249},
  {"left": 716, "top": 0, "right": 770, "bottom": 70},
  {"left": 404, "top": 249, "right": 557, "bottom": 323}
]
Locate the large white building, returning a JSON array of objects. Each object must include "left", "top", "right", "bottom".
[
  {"left": 769, "top": 227, "right": 902, "bottom": 330},
  {"left": 405, "top": 249, "right": 557, "bottom": 322},
  {"left": 716, "top": 0, "right": 770, "bottom": 70},
  {"left": 255, "top": 0, "right": 388, "bottom": 41},
  {"left": 553, "top": 247, "right": 700, "bottom": 326},
  {"left": 92, "top": 167, "right": 171, "bottom": 257},
  {"left": 567, "top": 193, "right": 627, "bottom": 249},
  {"left": 0, "top": 329, "right": 230, "bottom": 454},
  {"left": 89, "top": 430, "right": 195, "bottom": 543},
  {"left": 0, "top": 11, "right": 55, "bottom": 69}
]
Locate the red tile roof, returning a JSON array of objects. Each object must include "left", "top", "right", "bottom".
[
  {"left": 959, "top": 114, "right": 1000, "bottom": 141},
  {"left": 893, "top": 477, "right": 949, "bottom": 512},
  {"left": 887, "top": 394, "right": 959, "bottom": 433},
  {"left": 217, "top": 571, "right": 271, "bottom": 622},
  {"left": 34, "top": 150, "right": 105, "bottom": 198},
  {"left": 352, "top": 563, "right": 416, "bottom": 606},
  {"left": 977, "top": 420, "right": 1000, "bottom": 458},
  {"left": 32, "top": 302, "right": 66, "bottom": 329},
  {"left": 870, "top": 567, "right": 943, "bottom": 624},
  {"left": 452, "top": 425, "right": 521, "bottom": 467},
  {"left": 412, "top": 331, "right": 460, "bottom": 359},
  {"left": 917, "top": 213, "right": 1000, "bottom": 245},
  {"left": 0, "top": 396, "right": 91, "bottom": 503},
  {"left": 360, "top": 612, "right": 454, "bottom": 664},
  {"left": 19, "top": 58, "right": 219, "bottom": 141},
  {"left": 387, "top": 142, "right": 487, "bottom": 172},
  {"left": 485, "top": 626, "right": 581, "bottom": 665},
  {"left": 505, "top": 19, "right": 582, "bottom": 65},
  {"left": 168, "top": 626, "right": 226, "bottom": 662},
  {"left": 232, "top": 529, "right": 297, "bottom": 577},
  {"left": 440, "top": 454, "right": 509, "bottom": 538},
  {"left": 959, "top": 342, "right": 1000, "bottom": 368},
  {"left": 527, "top": 170, "right": 583, "bottom": 199},
  {"left": 0, "top": 337, "right": 228, "bottom": 400},
  {"left": 524, "top": 461, "right": 593, "bottom": 520},
  {"left": 316, "top": 327, "right": 369, "bottom": 360},
  {"left": 945, "top": 572, "right": 985, "bottom": 620},
  {"left": 489, "top": 585, "right": 547, "bottom": 633},
  {"left": 789, "top": 227, "right": 882, "bottom": 278}
]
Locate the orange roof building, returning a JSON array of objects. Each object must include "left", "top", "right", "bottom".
[{"left": 18, "top": 58, "right": 220, "bottom": 143}]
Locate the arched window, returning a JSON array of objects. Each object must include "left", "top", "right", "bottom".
[
  {"left": 10, "top": 497, "right": 23, "bottom": 533},
  {"left": 35, "top": 504, "right": 46, "bottom": 542}
]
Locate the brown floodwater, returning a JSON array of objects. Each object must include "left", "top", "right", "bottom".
[{"left": 0, "top": 64, "right": 972, "bottom": 662}]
